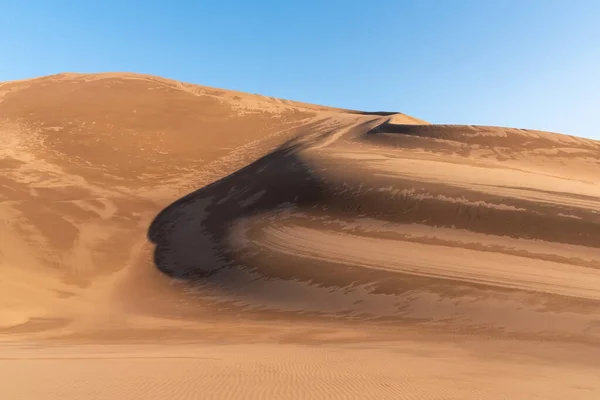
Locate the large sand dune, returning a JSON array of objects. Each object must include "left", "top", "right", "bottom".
[{"left": 1, "top": 73, "right": 599, "bottom": 399}]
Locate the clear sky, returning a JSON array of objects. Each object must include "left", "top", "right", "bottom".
[{"left": 1, "top": 1, "right": 599, "bottom": 139}]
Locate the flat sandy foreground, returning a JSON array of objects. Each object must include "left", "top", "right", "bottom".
[
  {"left": 1, "top": 338, "right": 599, "bottom": 400},
  {"left": 1, "top": 73, "right": 600, "bottom": 399}
]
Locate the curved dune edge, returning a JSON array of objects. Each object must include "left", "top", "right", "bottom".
[{"left": 149, "top": 115, "right": 600, "bottom": 341}]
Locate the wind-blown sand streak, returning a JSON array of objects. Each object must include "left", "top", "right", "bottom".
[{"left": 256, "top": 225, "right": 600, "bottom": 300}]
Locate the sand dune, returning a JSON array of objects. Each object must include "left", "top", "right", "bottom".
[{"left": 1, "top": 73, "right": 599, "bottom": 399}]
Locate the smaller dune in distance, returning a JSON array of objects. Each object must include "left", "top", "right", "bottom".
[{"left": 1, "top": 72, "right": 599, "bottom": 400}]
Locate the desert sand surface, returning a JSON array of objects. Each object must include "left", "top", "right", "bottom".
[{"left": 1, "top": 72, "right": 599, "bottom": 399}]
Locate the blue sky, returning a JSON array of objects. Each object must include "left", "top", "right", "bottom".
[{"left": 1, "top": 1, "right": 599, "bottom": 139}]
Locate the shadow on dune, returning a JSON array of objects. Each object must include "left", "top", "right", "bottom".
[
  {"left": 146, "top": 139, "right": 467, "bottom": 318},
  {"left": 368, "top": 121, "right": 600, "bottom": 151},
  {"left": 148, "top": 139, "right": 327, "bottom": 280},
  {"left": 147, "top": 117, "right": 382, "bottom": 282},
  {"left": 148, "top": 121, "right": 600, "bottom": 286},
  {"left": 146, "top": 122, "right": 600, "bottom": 333}
]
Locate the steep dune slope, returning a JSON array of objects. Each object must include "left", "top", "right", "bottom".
[
  {"left": 2, "top": 72, "right": 600, "bottom": 338},
  {"left": 0, "top": 73, "right": 423, "bottom": 336},
  {"left": 150, "top": 114, "right": 600, "bottom": 339}
]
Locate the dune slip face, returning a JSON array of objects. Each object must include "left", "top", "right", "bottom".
[
  {"left": 1, "top": 73, "right": 600, "bottom": 399},
  {"left": 150, "top": 111, "right": 600, "bottom": 340}
]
